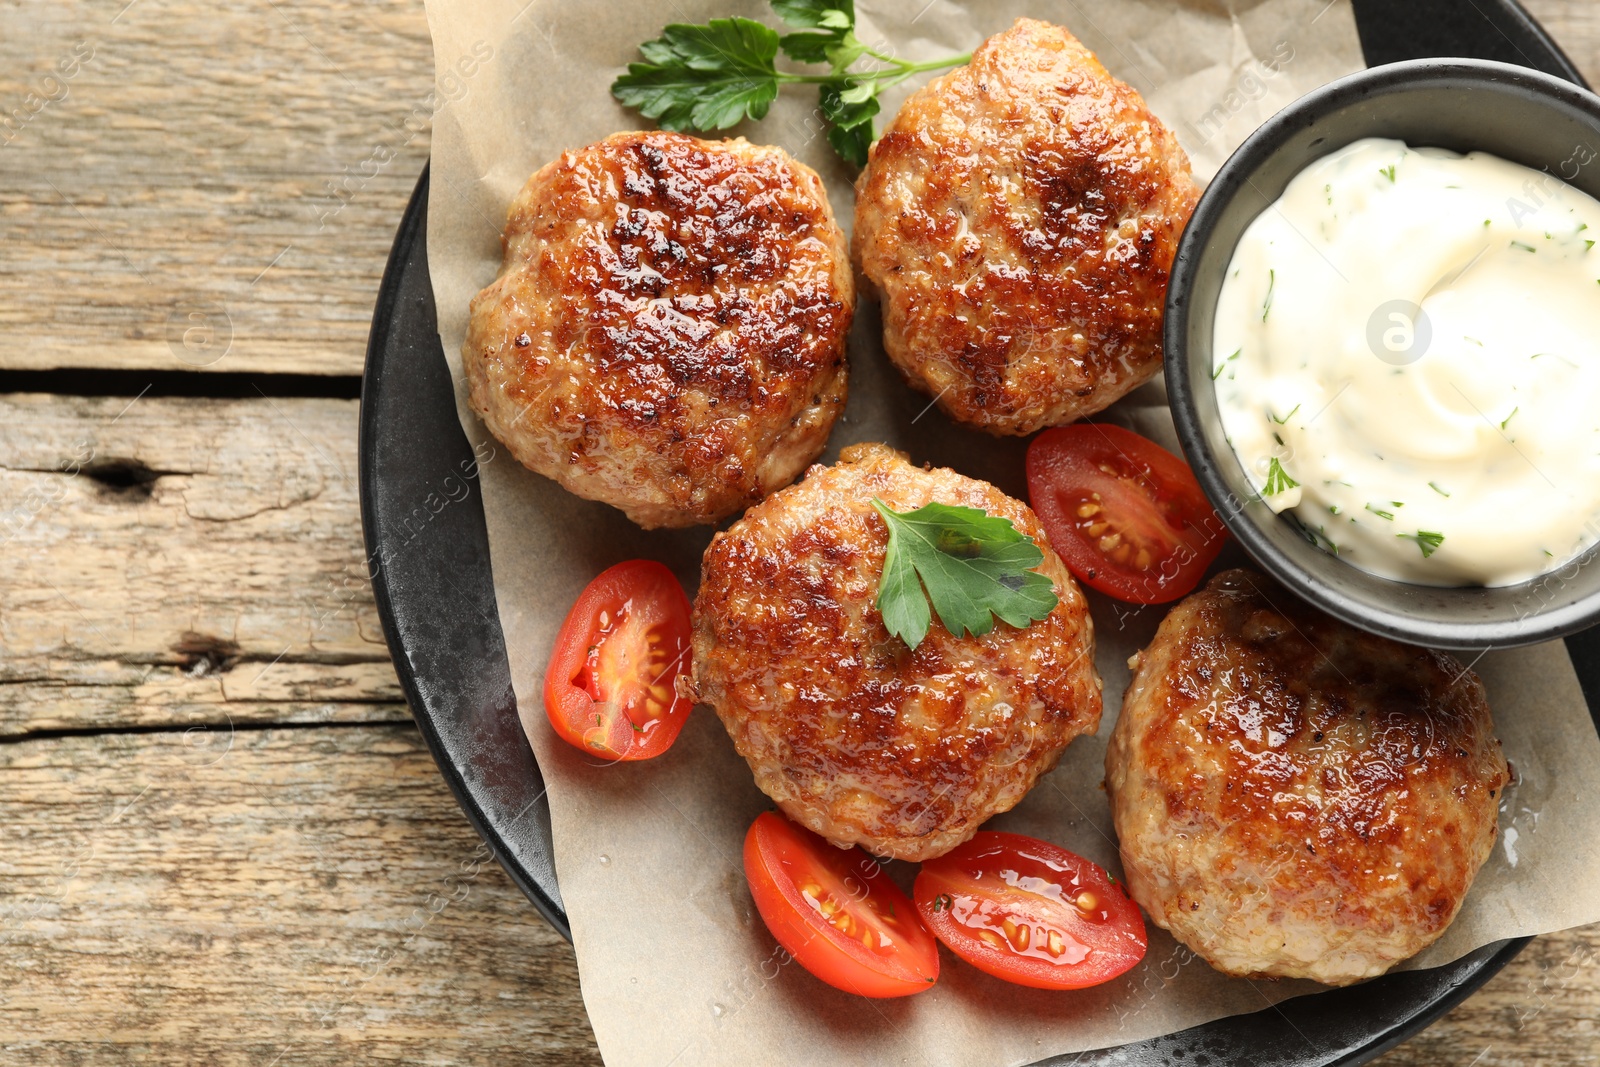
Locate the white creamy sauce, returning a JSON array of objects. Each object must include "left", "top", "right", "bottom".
[{"left": 1214, "top": 137, "right": 1600, "bottom": 586}]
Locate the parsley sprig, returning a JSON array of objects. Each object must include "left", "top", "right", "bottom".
[
  {"left": 610, "top": 0, "right": 971, "bottom": 166},
  {"left": 871, "top": 499, "right": 1059, "bottom": 651}
]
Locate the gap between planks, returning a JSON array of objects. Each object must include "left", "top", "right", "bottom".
[{"left": 0, "top": 716, "right": 409, "bottom": 747}]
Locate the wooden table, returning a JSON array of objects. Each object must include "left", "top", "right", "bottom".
[{"left": 2, "top": 1, "right": 1597, "bottom": 1062}]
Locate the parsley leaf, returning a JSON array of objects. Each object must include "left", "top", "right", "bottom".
[
  {"left": 612, "top": 19, "right": 783, "bottom": 132},
  {"left": 871, "top": 499, "right": 1059, "bottom": 650},
  {"left": 774, "top": 0, "right": 862, "bottom": 69},
  {"left": 820, "top": 77, "right": 880, "bottom": 166},
  {"left": 778, "top": 31, "right": 838, "bottom": 64},
  {"left": 613, "top": 1, "right": 969, "bottom": 166},
  {"left": 1262, "top": 457, "right": 1299, "bottom": 496},
  {"left": 1400, "top": 530, "right": 1445, "bottom": 558},
  {"left": 771, "top": 0, "right": 854, "bottom": 29}
]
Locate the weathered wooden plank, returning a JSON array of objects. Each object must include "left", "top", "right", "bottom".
[
  {"left": 0, "top": 394, "right": 411, "bottom": 736},
  {"left": 0, "top": 722, "right": 1594, "bottom": 1065},
  {"left": 0, "top": 2, "right": 1597, "bottom": 1062},
  {"left": 1374, "top": 925, "right": 1600, "bottom": 1066},
  {"left": 0, "top": 0, "right": 434, "bottom": 375},
  {"left": 2, "top": 0, "right": 1592, "bottom": 379},
  {"left": 0, "top": 724, "right": 600, "bottom": 1064},
  {"left": 1525, "top": 0, "right": 1600, "bottom": 86}
]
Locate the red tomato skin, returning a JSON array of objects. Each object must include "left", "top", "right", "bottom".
[
  {"left": 1026, "top": 423, "right": 1227, "bottom": 605},
  {"left": 542, "top": 559, "right": 692, "bottom": 762},
  {"left": 913, "top": 831, "right": 1147, "bottom": 991},
  {"left": 743, "top": 812, "right": 939, "bottom": 999}
]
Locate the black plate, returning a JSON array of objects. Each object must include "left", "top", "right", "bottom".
[{"left": 359, "top": 2, "right": 1600, "bottom": 1062}]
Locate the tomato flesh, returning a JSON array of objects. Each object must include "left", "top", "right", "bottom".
[
  {"left": 1027, "top": 423, "right": 1226, "bottom": 604},
  {"left": 743, "top": 811, "right": 939, "bottom": 998},
  {"left": 914, "top": 832, "right": 1146, "bottom": 991},
  {"left": 543, "top": 560, "right": 692, "bottom": 761}
]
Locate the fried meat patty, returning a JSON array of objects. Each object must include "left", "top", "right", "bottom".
[
  {"left": 1105, "top": 570, "right": 1509, "bottom": 985},
  {"left": 685, "top": 442, "right": 1103, "bottom": 861},
  {"left": 853, "top": 19, "right": 1198, "bottom": 435},
  {"left": 464, "top": 131, "right": 853, "bottom": 528}
]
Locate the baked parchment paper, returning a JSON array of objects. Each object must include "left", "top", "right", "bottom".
[{"left": 418, "top": 2, "right": 1600, "bottom": 1062}]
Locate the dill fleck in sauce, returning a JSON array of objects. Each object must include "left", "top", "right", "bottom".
[{"left": 1213, "top": 137, "right": 1600, "bottom": 586}]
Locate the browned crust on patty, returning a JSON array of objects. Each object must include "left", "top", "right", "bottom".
[
  {"left": 686, "top": 442, "right": 1103, "bottom": 860},
  {"left": 465, "top": 131, "right": 853, "bottom": 527},
  {"left": 853, "top": 18, "right": 1198, "bottom": 435},
  {"left": 1106, "top": 569, "right": 1510, "bottom": 984}
]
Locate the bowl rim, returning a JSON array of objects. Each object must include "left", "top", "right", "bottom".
[{"left": 1165, "top": 56, "right": 1600, "bottom": 650}]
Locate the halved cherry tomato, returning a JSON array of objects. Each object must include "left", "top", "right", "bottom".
[
  {"left": 1027, "top": 423, "right": 1226, "bottom": 604},
  {"left": 743, "top": 811, "right": 939, "bottom": 998},
  {"left": 913, "top": 832, "right": 1146, "bottom": 991},
  {"left": 543, "top": 560, "right": 692, "bottom": 762}
]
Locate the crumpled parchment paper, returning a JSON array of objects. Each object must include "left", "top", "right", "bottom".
[{"left": 418, "top": 2, "right": 1600, "bottom": 1063}]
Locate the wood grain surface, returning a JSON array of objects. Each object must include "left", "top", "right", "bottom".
[
  {"left": 0, "top": 0, "right": 432, "bottom": 376},
  {"left": 0, "top": 0, "right": 1597, "bottom": 1063},
  {"left": 0, "top": 726, "right": 600, "bottom": 1065},
  {"left": 0, "top": 394, "right": 405, "bottom": 738}
]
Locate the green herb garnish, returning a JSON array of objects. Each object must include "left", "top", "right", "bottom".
[
  {"left": 1429, "top": 481, "right": 1451, "bottom": 498},
  {"left": 1365, "top": 503, "right": 1395, "bottom": 520},
  {"left": 1269, "top": 403, "right": 1301, "bottom": 425},
  {"left": 1400, "top": 530, "right": 1445, "bottom": 558},
  {"left": 1212, "top": 348, "right": 1241, "bottom": 381},
  {"left": 1511, "top": 240, "right": 1537, "bottom": 253},
  {"left": 611, "top": 1, "right": 971, "bottom": 166},
  {"left": 1262, "top": 269, "right": 1275, "bottom": 321},
  {"left": 1501, "top": 406, "right": 1518, "bottom": 430},
  {"left": 1306, "top": 524, "right": 1341, "bottom": 555},
  {"left": 1380, "top": 164, "right": 1396, "bottom": 182},
  {"left": 871, "top": 499, "right": 1058, "bottom": 650},
  {"left": 1263, "top": 457, "right": 1298, "bottom": 496}
]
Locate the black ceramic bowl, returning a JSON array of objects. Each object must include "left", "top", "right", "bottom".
[{"left": 1166, "top": 58, "right": 1600, "bottom": 650}]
